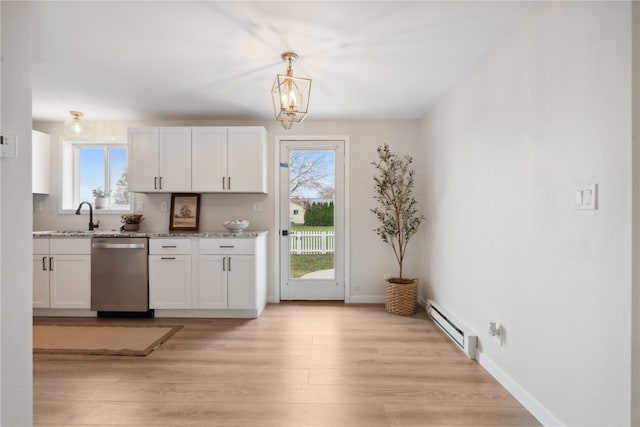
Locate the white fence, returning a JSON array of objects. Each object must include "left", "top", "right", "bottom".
[{"left": 290, "top": 231, "right": 335, "bottom": 255}]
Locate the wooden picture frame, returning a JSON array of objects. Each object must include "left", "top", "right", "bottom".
[{"left": 169, "top": 193, "right": 201, "bottom": 231}]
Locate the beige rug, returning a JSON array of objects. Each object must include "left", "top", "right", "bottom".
[{"left": 33, "top": 324, "right": 182, "bottom": 356}]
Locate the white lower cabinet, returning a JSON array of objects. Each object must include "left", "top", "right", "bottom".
[
  {"left": 149, "top": 239, "right": 192, "bottom": 309},
  {"left": 198, "top": 239, "right": 255, "bottom": 310},
  {"left": 33, "top": 238, "right": 91, "bottom": 309},
  {"left": 198, "top": 254, "right": 255, "bottom": 309},
  {"left": 198, "top": 255, "right": 227, "bottom": 308}
]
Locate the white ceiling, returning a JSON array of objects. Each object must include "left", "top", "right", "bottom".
[{"left": 32, "top": 1, "right": 536, "bottom": 123}]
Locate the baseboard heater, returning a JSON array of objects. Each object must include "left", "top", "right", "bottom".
[{"left": 427, "top": 299, "right": 477, "bottom": 359}]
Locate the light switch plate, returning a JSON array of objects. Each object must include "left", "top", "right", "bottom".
[
  {"left": 575, "top": 184, "right": 597, "bottom": 210},
  {"left": 0, "top": 128, "right": 18, "bottom": 159}
]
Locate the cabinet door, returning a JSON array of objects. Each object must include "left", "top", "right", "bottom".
[
  {"left": 49, "top": 255, "right": 91, "bottom": 309},
  {"left": 128, "top": 128, "right": 160, "bottom": 192},
  {"left": 32, "top": 130, "right": 51, "bottom": 194},
  {"left": 159, "top": 127, "right": 192, "bottom": 192},
  {"left": 198, "top": 255, "right": 227, "bottom": 309},
  {"left": 227, "top": 127, "right": 267, "bottom": 193},
  {"left": 191, "top": 127, "right": 227, "bottom": 192},
  {"left": 149, "top": 255, "right": 192, "bottom": 309},
  {"left": 227, "top": 255, "right": 255, "bottom": 309},
  {"left": 33, "top": 255, "right": 50, "bottom": 308}
]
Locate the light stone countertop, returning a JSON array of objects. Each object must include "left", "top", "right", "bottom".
[{"left": 33, "top": 230, "right": 269, "bottom": 239}]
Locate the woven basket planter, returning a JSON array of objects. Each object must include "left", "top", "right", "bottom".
[{"left": 384, "top": 278, "right": 418, "bottom": 315}]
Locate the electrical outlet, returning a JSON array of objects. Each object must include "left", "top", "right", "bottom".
[
  {"left": 160, "top": 202, "right": 167, "bottom": 212},
  {"left": 489, "top": 321, "right": 502, "bottom": 346},
  {"left": 252, "top": 202, "right": 262, "bottom": 212},
  {"left": 135, "top": 200, "right": 144, "bottom": 212}
]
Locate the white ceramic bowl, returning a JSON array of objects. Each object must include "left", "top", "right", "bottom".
[{"left": 223, "top": 220, "right": 250, "bottom": 232}]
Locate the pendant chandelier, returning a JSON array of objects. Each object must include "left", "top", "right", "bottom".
[
  {"left": 64, "top": 110, "right": 89, "bottom": 138},
  {"left": 271, "top": 52, "right": 311, "bottom": 130}
]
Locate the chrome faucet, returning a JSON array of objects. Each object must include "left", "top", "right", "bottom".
[{"left": 75, "top": 201, "right": 99, "bottom": 231}]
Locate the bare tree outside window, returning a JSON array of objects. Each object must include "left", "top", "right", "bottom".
[
  {"left": 112, "top": 171, "right": 129, "bottom": 206},
  {"left": 289, "top": 151, "right": 332, "bottom": 198}
]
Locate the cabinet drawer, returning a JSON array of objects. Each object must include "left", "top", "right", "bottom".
[
  {"left": 199, "top": 238, "right": 255, "bottom": 254},
  {"left": 150, "top": 238, "right": 192, "bottom": 254},
  {"left": 50, "top": 238, "right": 91, "bottom": 255},
  {"left": 33, "top": 239, "right": 49, "bottom": 254}
]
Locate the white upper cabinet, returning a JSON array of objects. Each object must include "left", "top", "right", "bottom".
[
  {"left": 226, "top": 127, "right": 267, "bottom": 193},
  {"left": 159, "top": 128, "right": 192, "bottom": 191},
  {"left": 128, "top": 127, "right": 192, "bottom": 192},
  {"left": 130, "top": 126, "right": 267, "bottom": 194},
  {"left": 32, "top": 130, "right": 51, "bottom": 194},
  {"left": 192, "top": 126, "right": 267, "bottom": 193},
  {"left": 191, "top": 127, "right": 227, "bottom": 192}
]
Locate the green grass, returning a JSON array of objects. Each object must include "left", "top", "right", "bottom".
[
  {"left": 287, "top": 225, "right": 335, "bottom": 278},
  {"left": 289, "top": 254, "right": 334, "bottom": 278}
]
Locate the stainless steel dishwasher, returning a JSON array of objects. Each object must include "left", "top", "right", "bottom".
[{"left": 91, "top": 237, "right": 152, "bottom": 317}]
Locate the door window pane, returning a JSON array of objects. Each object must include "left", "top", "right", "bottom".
[{"left": 288, "top": 149, "right": 335, "bottom": 279}]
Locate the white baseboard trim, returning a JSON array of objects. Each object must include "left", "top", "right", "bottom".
[
  {"left": 417, "top": 296, "right": 427, "bottom": 308},
  {"left": 348, "top": 295, "right": 384, "bottom": 304},
  {"left": 476, "top": 351, "right": 563, "bottom": 426}
]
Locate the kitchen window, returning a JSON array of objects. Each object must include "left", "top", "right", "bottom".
[{"left": 60, "top": 140, "right": 131, "bottom": 212}]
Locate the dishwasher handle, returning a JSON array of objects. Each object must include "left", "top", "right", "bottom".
[{"left": 92, "top": 242, "right": 146, "bottom": 249}]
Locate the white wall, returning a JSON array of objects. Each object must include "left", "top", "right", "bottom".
[
  {"left": 419, "top": 2, "right": 632, "bottom": 425},
  {"left": 1, "top": 1, "right": 33, "bottom": 425},
  {"left": 631, "top": 1, "right": 640, "bottom": 425},
  {"left": 32, "top": 119, "right": 421, "bottom": 303}
]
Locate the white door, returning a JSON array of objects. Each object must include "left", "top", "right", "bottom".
[{"left": 279, "top": 139, "right": 346, "bottom": 300}]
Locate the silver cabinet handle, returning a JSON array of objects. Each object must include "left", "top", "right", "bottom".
[
  {"left": 162, "top": 245, "right": 177, "bottom": 248},
  {"left": 92, "top": 242, "right": 146, "bottom": 249},
  {"left": 222, "top": 256, "right": 226, "bottom": 272},
  {"left": 161, "top": 257, "right": 176, "bottom": 260},
  {"left": 49, "top": 257, "right": 54, "bottom": 271},
  {"left": 219, "top": 245, "right": 234, "bottom": 248},
  {"left": 228, "top": 176, "right": 231, "bottom": 190},
  {"left": 154, "top": 176, "right": 158, "bottom": 190},
  {"left": 159, "top": 176, "right": 163, "bottom": 189},
  {"left": 42, "top": 256, "right": 47, "bottom": 271},
  {"left": 228, "top": 256, "right": 231, "bottom": 271},
  {"left": 222, "top": 177, "right": 226, "bottom": 190}
]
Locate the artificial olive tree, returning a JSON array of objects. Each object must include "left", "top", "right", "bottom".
[{"left": 371, "top": 143, "right": 424, "bottom": 282}]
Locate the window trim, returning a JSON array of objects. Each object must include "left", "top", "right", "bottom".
[{"left": 59, "top": 138, "right": 133, "bottom": 215}]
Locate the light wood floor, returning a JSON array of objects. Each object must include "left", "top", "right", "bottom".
[{"left": 34, "top": 303, "right": 541, "bottom": 426}]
